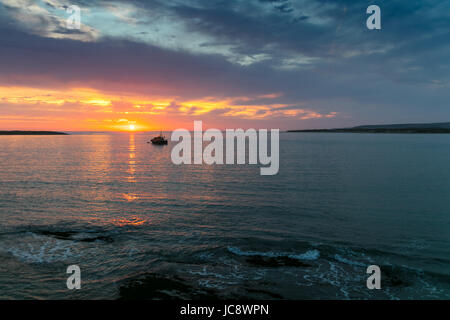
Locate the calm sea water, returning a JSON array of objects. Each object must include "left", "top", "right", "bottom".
[{"left": 0, "top": 133, "right": 449, "bottom": 299}]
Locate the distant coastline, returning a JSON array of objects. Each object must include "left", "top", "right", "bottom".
[
  {"left": 288, "top": 122, "right": 450, "bottom": 134},
  {"left": 0, "top": 131, "right": 68, "bottom": 135}
]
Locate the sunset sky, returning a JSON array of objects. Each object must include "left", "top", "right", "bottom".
[{"left": 0, "top": 0, "right": 449, "bottom": 131}]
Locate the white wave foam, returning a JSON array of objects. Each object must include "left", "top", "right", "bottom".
[
  {"left": 227, "top": 246, "right": 320, "bottom": 261},
  {"left": 333, "top": 254, "right": 366, "bottom": 267},
  {"left": 3, "top": 234, "right": 80, "bottom": 263},
  {"left": 188, "top": 267, "right": 227, "bottom": 279},
  {"left": 198, "top": 279, "right": 226, "bottom": 290}
]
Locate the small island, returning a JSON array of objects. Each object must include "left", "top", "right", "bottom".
[
  {"left": 288, "top": 122, "right": 450, "bottom": 134},
  {"left": 0, "top": 131, "right": 68, "bottom": 135}
]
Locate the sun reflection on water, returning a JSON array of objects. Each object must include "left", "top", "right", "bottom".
[
  {"left": 123, "top": 193, "right": 139, "bottom": 202},
  {"left": 112, "top": 216, "right": 147, "bottom": 227},
  {"left": 127, "top": 134, "right": 137, "bottom": 183}
]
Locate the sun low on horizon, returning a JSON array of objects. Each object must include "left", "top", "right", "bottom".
[
  {"left": 0, "top": 0, "right": 448, "bottom": 131},
  {"left": 1, "top": 0, "right": 450, "bottom": 304},
  {"left": 0, "top": 84, "right": 341, "bottom": 132}
]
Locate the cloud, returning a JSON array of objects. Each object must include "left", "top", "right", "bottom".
[
  {"left": 0, "top": 0, "right": 99, "bottom": 41},
  {"left": 0, "top": 84, "right": 338, "bottom": 131},
  {"left": 0, "top": 0, "right": 450, "bottom": 130}
]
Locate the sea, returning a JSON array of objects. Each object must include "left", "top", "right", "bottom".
[{"left": 0, "top": 132, "right": 449, "bottom": 299}]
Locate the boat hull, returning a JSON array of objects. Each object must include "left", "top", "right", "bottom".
[{"left": 151, "top": 140, "right": 168, "bottom": 145}]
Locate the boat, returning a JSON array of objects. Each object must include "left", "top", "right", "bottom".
[{"left": 150, "top": 133, "right": 168, "bottom": 145}]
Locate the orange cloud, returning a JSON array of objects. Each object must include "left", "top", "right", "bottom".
[{"left": 0, "top": 85, "right": 337, "bottom": 131}]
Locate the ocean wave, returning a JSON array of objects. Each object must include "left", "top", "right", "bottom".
[
  {"left": 333, "top": 254, "right": 367, "bottom": 267},
  {"left": 227, "top": 246, "right": 320, "bottom": 261},
  {"left": 5, "top": 238, "right": 78, "bottom": 264},
  {"left": 0, "top": 231, "right": 83, "bottom": 264}
]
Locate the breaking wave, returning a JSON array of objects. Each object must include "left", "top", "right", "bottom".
[{"left": 227, "top": 246, "right": 320, "bottom": 261}]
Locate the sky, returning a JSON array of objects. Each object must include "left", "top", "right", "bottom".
[{"left": 0, "top": 0, "right": 449, "bottom": 131}]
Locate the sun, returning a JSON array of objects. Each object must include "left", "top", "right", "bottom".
[{"left": 129, "top": 124, "right": 136, "bottom": 131}]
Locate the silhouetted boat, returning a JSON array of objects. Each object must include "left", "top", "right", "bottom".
[{"left": 150, "top": 133, "right": 168, "bottom": 145}]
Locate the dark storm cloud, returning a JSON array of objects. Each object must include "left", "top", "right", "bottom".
[{"left": 0, "top": 25, "right": 292, "bottom": 100}]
